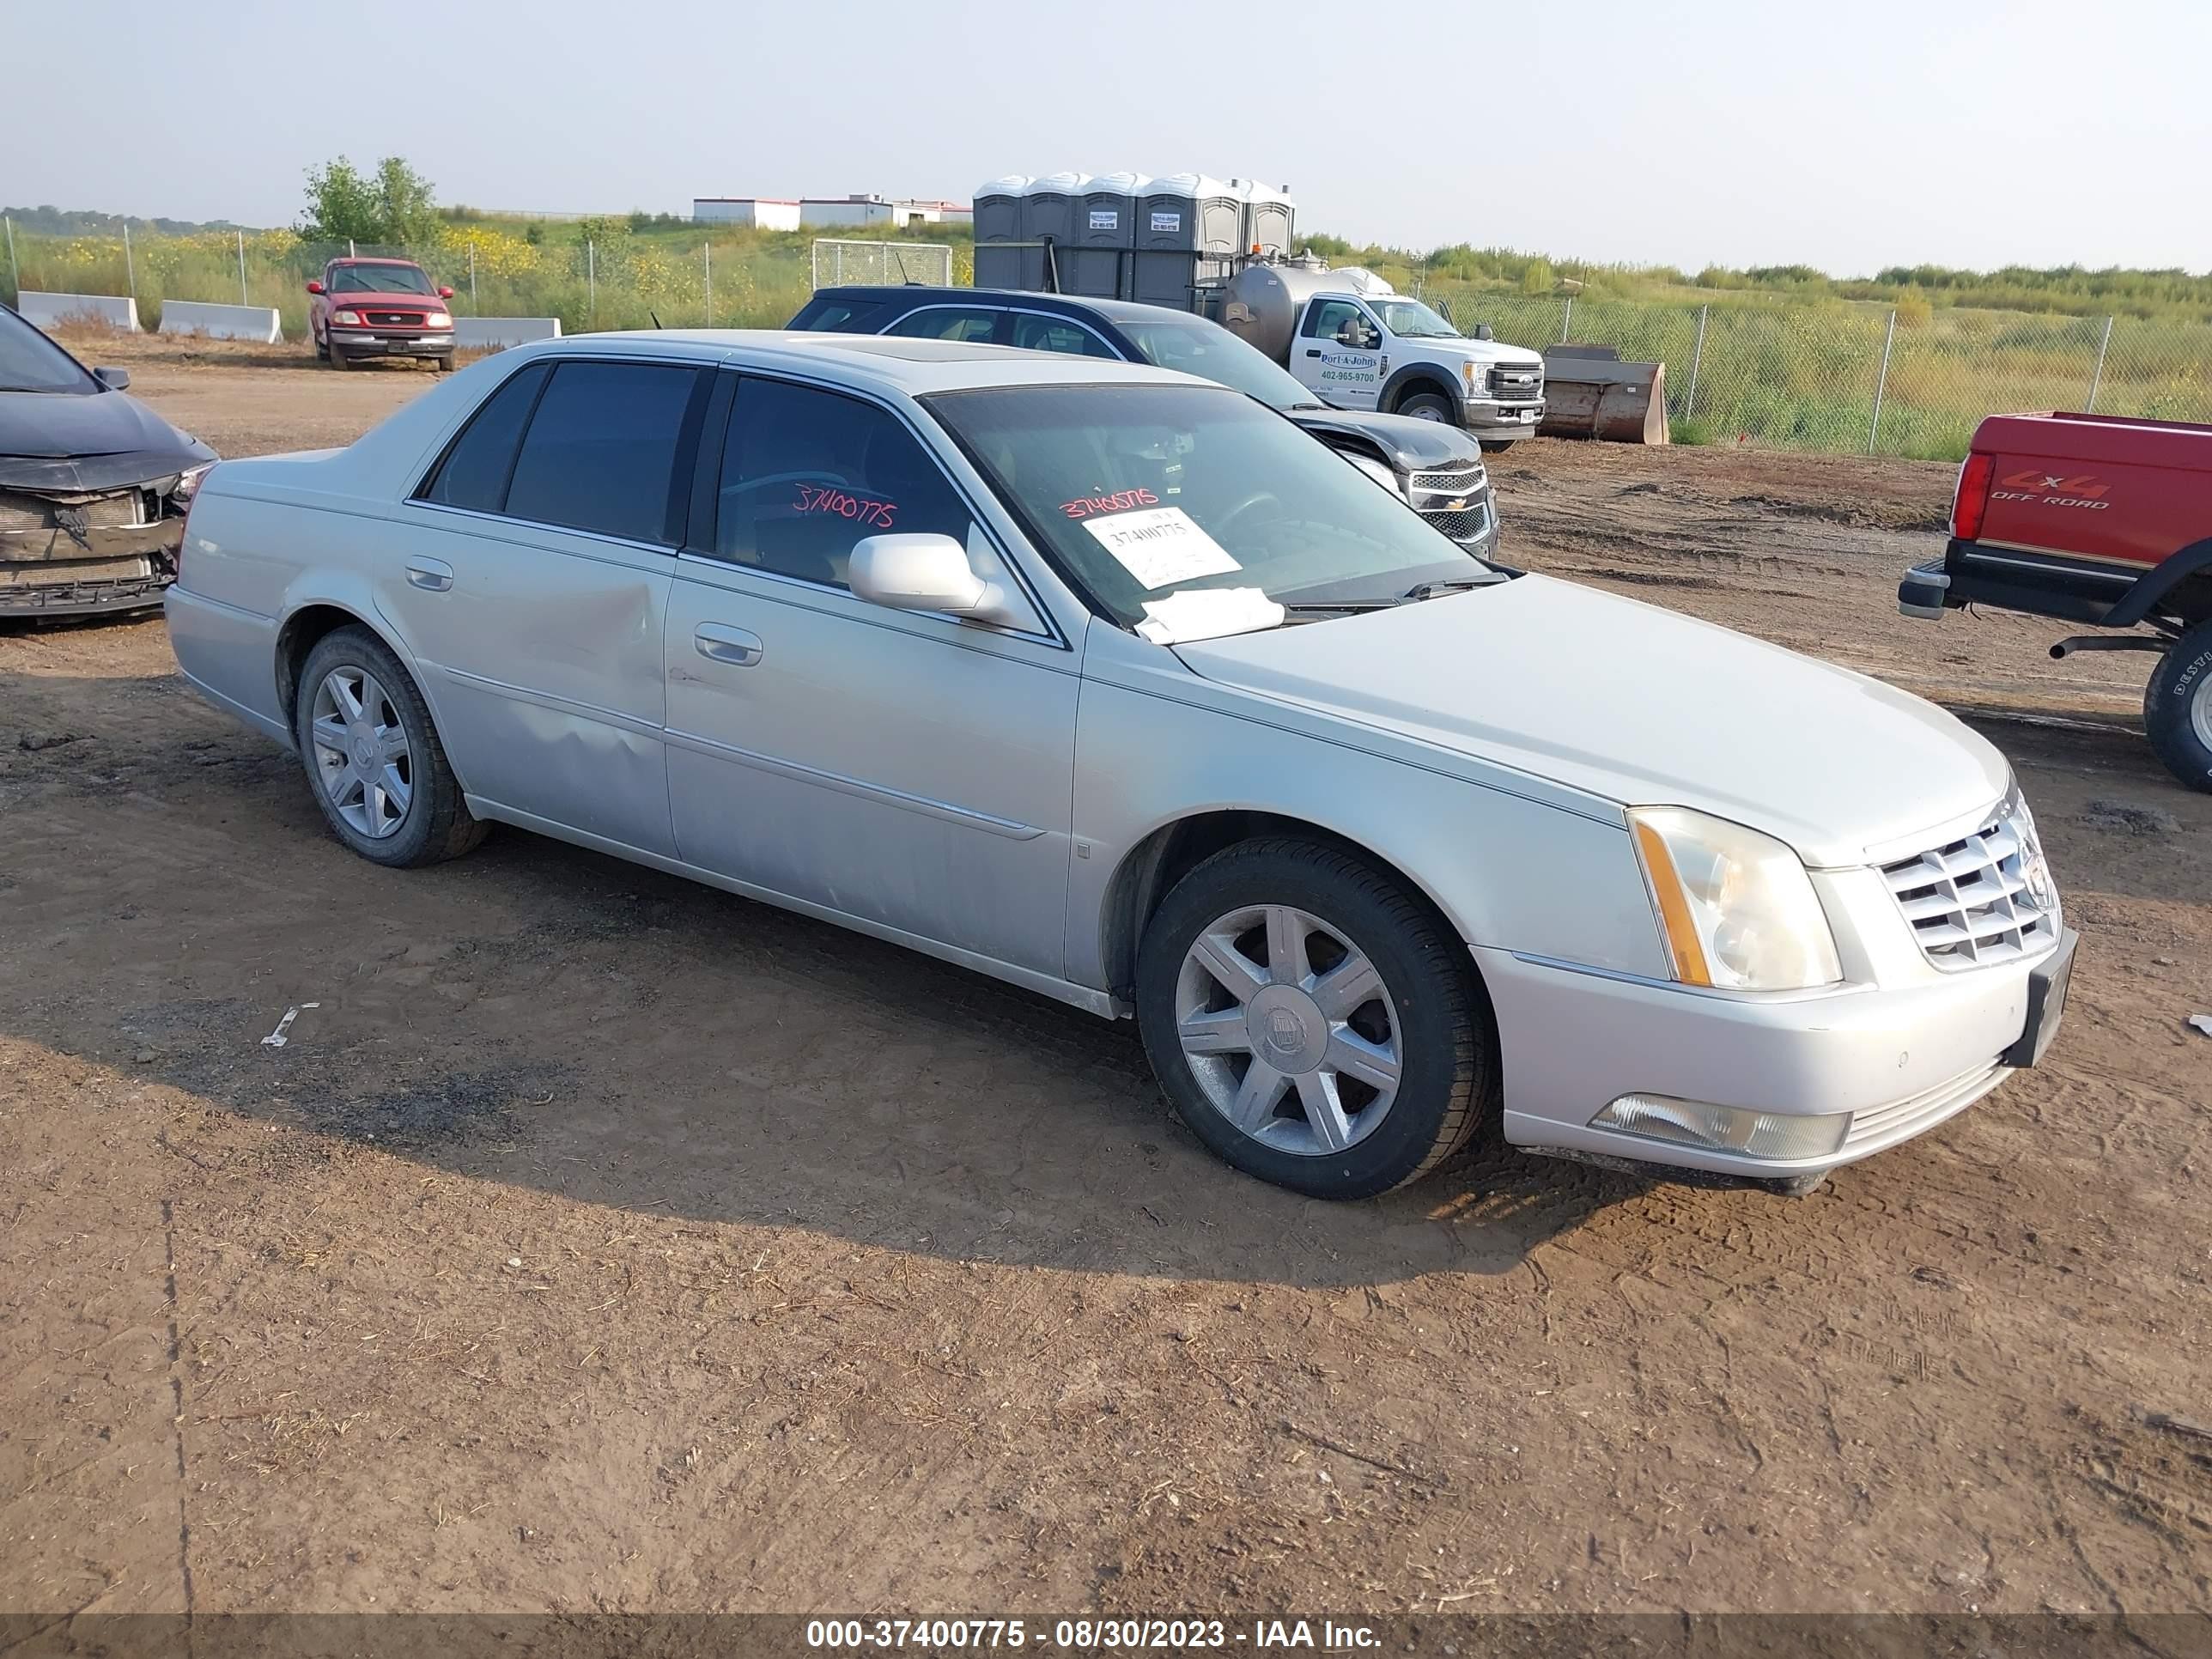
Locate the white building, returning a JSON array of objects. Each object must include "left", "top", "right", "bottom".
[
  {"left": 692, "top": 198, "right": 802, "bottom": 230},
  {"left": 692, "top": 195, "right": 975, "bottom": 232}
]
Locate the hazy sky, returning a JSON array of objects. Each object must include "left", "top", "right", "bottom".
[{"left": 14, "top": 0, "right": 2209, "bottom": 276}]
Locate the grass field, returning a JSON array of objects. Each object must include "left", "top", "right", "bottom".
[{"left": 8, "top": 214, "right": 2207, "bottom": 461}]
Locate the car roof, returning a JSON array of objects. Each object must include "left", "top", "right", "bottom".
[
  {"left": 811, "top": 286, "right": 1206, "bottom": 328},
  {"left": 501, "top": 328, "right": 1204, "bottom": 395},
  {"left": 328, "top": 256, "right": 424, "bottom": 266}
]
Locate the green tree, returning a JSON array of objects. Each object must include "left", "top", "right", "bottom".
[
  {"left": 298, "top": 155, "right": 439, "bottom": 246},
  {"left": 1520, "top": 258, "right": 1556, "bottom": 296}
]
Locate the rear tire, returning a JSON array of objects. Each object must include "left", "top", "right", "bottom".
[
  {"left": 1479, "top": 438, "right": 1516, "bottom": 453},
  {"left": 1134, "top": 837, "right": 1497, "bottom": 1200},
  {"left": 293, "top": 625, "right": 487, "bottom": 868},
  {"left": 2143, "top": 620, "right": 2212, "bottom": 793}
]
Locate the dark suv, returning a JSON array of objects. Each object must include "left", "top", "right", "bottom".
[{"left": 787, "top": 287, "right": 1500, "bottom": 553}]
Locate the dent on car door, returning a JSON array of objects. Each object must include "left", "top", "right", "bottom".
[
  {"left": 663, "top": 372, "right": 1080, "bottom": 976},
  {"left": 387, "top": 356, "right": 708, "bottom": 857}
]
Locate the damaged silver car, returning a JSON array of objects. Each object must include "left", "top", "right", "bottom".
[{"left": 1, "top": 301, "right": 215, "bottom": 619}]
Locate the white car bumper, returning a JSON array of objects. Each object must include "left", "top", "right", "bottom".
[{"left": 1475, "top": 930, "right": 2072, "bottom": 1180}]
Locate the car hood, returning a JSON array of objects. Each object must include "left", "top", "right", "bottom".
[
  {"left": 0, "top": 386, "right": 215, "bottom": 491},
  {"left": 328, "top": 290, "right": 443, "bottom": 309},
  {"left": 1402, "top": 340, "right": 1544, "bottom": 370},
  {"left": 1287, "top": 408, "right": 1484, "bottom": 471},
  {"left": 1171, "top": 573, "right": 2009, "bottom": 868}
]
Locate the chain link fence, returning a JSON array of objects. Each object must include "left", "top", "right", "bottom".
[
  {"left": 1425, "top": 285, "right": 2212, "bottom": 459},
  {"left": 808, "top": 240, "right": 957, "bottom": 289}
]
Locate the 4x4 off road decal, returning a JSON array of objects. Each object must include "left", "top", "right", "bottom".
[{"left": 1996, "top": 471, "right": 2112, "bottom": 510}]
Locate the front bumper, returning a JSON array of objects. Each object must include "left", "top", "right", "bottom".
[
  {"left": 329, "top": 330, "right": 454, "bottom": 358},
  {"left": 1, "top": 518, "right": 181, "bottom": 617},
  {"left": 1462, "top": 399, "right": 1545, "bottom": 434},
  {"left": 1477, "top": 927, "right": 2075, "bottom": 1180}
]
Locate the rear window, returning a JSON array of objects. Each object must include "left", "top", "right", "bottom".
[
  {"left": 787, "top": 296, "right": 889, "bottom": 333},
  {"left": 417, "top": 362, "right": 550, "bottom": 512},
  {"left": 502, "top": 362, "right": 704, "bottom": 544}
]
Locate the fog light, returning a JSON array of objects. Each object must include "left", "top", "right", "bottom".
[{"left": 1591, "top": 1094, "right": 1850, "bottom": 1160}]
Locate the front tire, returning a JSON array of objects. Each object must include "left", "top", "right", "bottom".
[
  {"left": 435, "top": 354, "right": 456, "bottom": 374},
  {"left": 1395, "top": 390, "right": 1455, "bottom": 423},
  {"left": 2144, "top": 620, "right": 2212, "bottom": 793},
  {"left": 1479, "top": 438, "right": 1517, "bottom": 453},
  {"left": 293, "top": 626, "right": 486, "bottom": 867},
  {"left": 1135, "top": 837, "right": 1496, "bottom": 1199}
]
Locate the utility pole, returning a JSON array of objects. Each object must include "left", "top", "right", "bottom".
[
  {"left": 238, "top": 229, "right": 249, "bottom": 307},
  {"left": 1868, "top": 309, "right": 1898, "bottom": 455}
]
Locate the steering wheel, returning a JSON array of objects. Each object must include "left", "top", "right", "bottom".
[{"left": 1213, "top": 490, "right": 1284, "bottom": 544}]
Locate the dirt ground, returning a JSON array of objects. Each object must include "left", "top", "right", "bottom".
[{"left": 3, "top": 339, "right": 2209, "bottom": 1627}]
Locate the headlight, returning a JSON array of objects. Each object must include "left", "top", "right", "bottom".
[
  {"left": 173, "top": 461, "right": 215, "bottom": 505},
  {"left": 426, "top": 311, "right": 453, "bottom": 329},
  {"left": 334, "top": 308, "right": 362, "bottom": 325},
  {"left": 1629, "top": 806, "right": 1842, "bottom": 991},
  {"left": 1345, "top": 453, "right": 1401, "bottom": 495}
]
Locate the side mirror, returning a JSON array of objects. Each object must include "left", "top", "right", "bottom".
[
  {"left": 1475, "top": 322, "right": 1494, "bottom": 341},
  {"left": 306, "top": 280, "right": 325, "bottom": 295},
  {"left": 850, "top": 533, "right": 1024, "bottom": 626},
  {"left": 94, "top": 367, "right": 131, "bottom": 391},
  {"left": 438, "top": 286, "right": 455, "bottom": 300}
]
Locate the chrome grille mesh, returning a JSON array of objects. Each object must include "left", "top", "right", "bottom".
[
  {"left": 1881, "top": 805, "right": 2058, "bottom": 970},
  {"left": 1410, "top": 464, "right": 1485, "bottom": 493}
]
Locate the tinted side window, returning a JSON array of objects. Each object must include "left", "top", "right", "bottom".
[
  {"left": 504, "top": 362, "right": 702, "bottom": 544},
  {"left": 714, "top": 379, "right": 971, "bottom": 590},
  {"left": 883, "top": 307, "right": 1002, "bottom": 343},
  {"left": 417, "top": 361, "right": 550, "bottom": 511},
  {"left": 1009, "top": 313, "right": 1118, "bottom": 358}
]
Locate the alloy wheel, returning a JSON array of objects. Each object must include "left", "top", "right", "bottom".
[
  {"left": 1174, "top": 903, "right": 1402, "bottom": 1156},
  {"left": 308, "top": 665, "right": 413, "bottom": 839}
]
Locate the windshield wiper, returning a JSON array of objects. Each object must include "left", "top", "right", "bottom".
[{"left": 1403, "top": 576, "right": 1504, "bottom": 600}]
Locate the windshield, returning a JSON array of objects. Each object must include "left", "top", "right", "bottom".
[
  {"left": 1372, "top": 300, "right": 1461, "bottom": 340},
  {"left": 1115, "top": 319, "right": 1316, "bottom": 410},
  {"left": 0, "top": 306, "right": 98, "bottom": 394},
  {"left": 330, "top": 263, "right": 437, "bottom": 296},
  {"left": 928, "top": 384, "right": 1485, "bottom": 629}
]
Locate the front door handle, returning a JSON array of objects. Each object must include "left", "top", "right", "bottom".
[
  {"left": 695, "top": 623, "right": 763, "bottom": 666},
  {"left": 405, "top": 558, "right": 454, "bottom": 592},
  {"left": 1304, "top": 348, "right": 1322, "bottom": 358}
]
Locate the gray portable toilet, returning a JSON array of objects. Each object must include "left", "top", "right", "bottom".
[
  {"left": 1242, "top": 181, "right": 1296, "bottom": 258},
  {"left": 1072, "top": 170, "right": 1147, "bottom": 301},
  {"left": 973, "top": 174, "right": 1030, "bottom": 291},
  {"left": 1133, "top": 173, "right": 1206, "bottom": 309},
  {"left": 1020, "top": 171, "right": 1087, "bottom": 292}
]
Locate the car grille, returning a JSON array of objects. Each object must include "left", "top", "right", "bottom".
[
  {"left": 1487, "top": 365, "right": 1543, "bottom": 399},
  {"left": 1410, "top": 463, "right": 1486, "bottom": 493},
  {"left": 1416, "top": 501, "right": 1491, "bottom": 544},
  {"left": 365, "top": 310, "right": 426, "bottom": 327},
  {"left": 1880, "top": 804, "right": 2059, "bottom": 970}
]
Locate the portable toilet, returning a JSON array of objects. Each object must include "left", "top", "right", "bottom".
[
  {"left": 973, "top": 174, "right": 1030, "bottom": 290},
  {"left": 1020, "top": 171, "right": 1087, "bottom": 292},
  {"left": 1133, "top": 173, "right": 1212, "bottom": 309},
  {"left": 1243, "top": 181, "right": 1296, "bottom": 258},
  {"left": 1073, "top": 170, "right": 1148, "bottom": 300}
]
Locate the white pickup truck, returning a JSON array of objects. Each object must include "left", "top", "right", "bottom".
[{"left": 1218, "top": 263, "right": 1547, "bottom": 450}]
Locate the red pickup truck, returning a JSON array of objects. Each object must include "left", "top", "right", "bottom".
[
  {"left": 1899, "top": 412, "right": 2212, "bottom": 791},
  {"left": 306, "top": 257, "right": 457, "bottom": 372}
]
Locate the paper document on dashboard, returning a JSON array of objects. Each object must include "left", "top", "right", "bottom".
[
  {"left": 1081, "top": 507, "right": 1240, "bottom": 590},
  {"left": 1136, "top": 586, "right": 1287, "bottom": 645}
]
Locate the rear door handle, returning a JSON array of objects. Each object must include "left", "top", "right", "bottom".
[
  {"left": 694, "top": 623, "right": 763, "bottom": 666},
  {"left": 405, "top": 558, "right": 454, "bottom": 592}
]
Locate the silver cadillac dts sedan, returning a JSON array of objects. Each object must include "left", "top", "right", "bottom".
[{"left": 167, "top": 332, "right": 2074, "bottom": 1200}]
